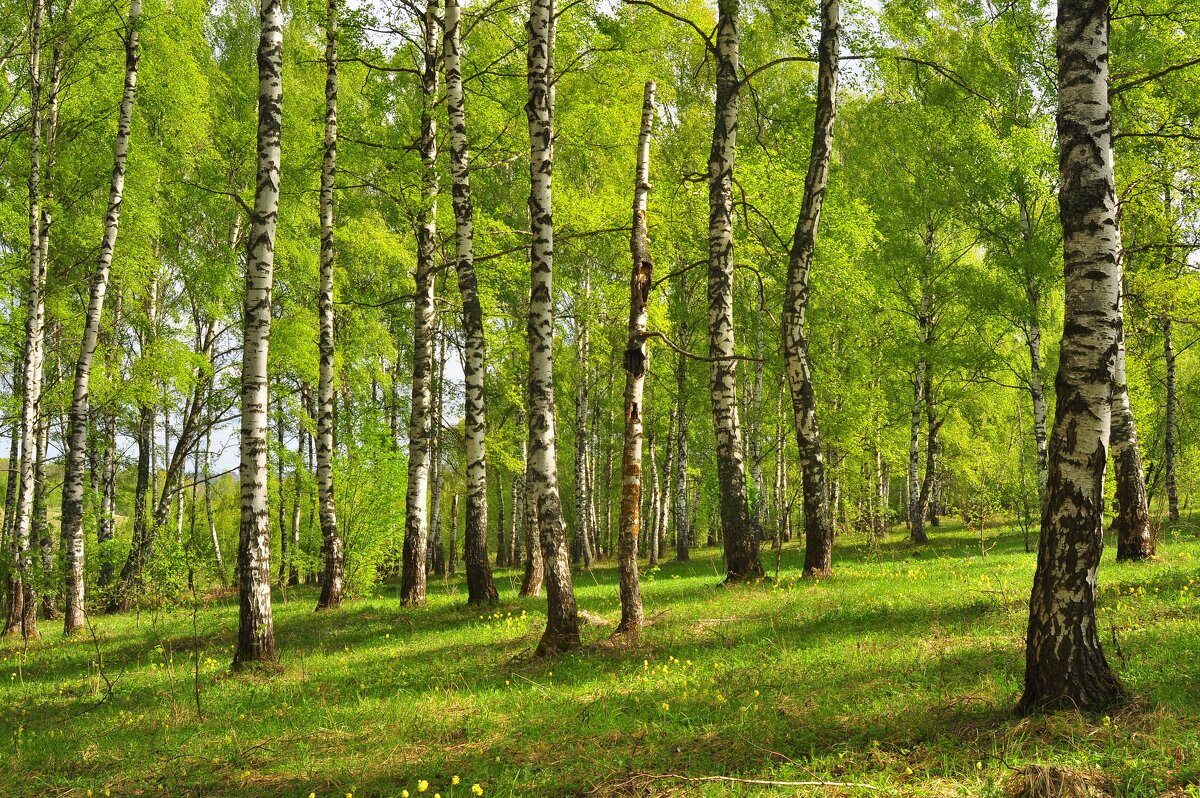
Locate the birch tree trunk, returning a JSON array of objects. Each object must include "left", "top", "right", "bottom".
[
  {"left": 449, "top": 492, "right": 460, "bottom": 579},
  {"left": 1163, "top": 318, "right": 1179, "bottom": 521},
  {"left": 62, "top": 0, "right": 140, "bottom": 631},
  {"left": 516, "top": 409, "right": 542, "bottom": 596},
  {"left": 290, "top": 418, "right": 302, "bottom": 585},
  {"left": 233, "top": 0, "right": 284, "bottom": 668},
  {"left": 573, "top": 270, "right": 594, "bottom": 569},
  {"left": 276, "top": 400, "right": 288, "bottom": 585},
  {"left": 97, "top": 408, "right": 118, "bottom": 589},
  {"left": 708, "top": 0, "right": 761, "bottom": 582},
  {"left": 399, "top": 0, "right": 440, "bottom": 605},
  {"left": 527, "top": 0, "right": 579, "bottom": 655},
  {"left": 1111, "top": 312, "right": 1152, "bottom": 560},
  {"left": 444, "top": 0, "right": 497, "bottom": 600},
  {"left": 315, "top": 0, "right": 344, "bottom": 610},
  {"left": 782, "top": 0, "right": 838, "bottom": 578},
  {"left": 429, "top": 335, "right": 446, "bottom": 578},
  {"left": 204, "top": 426, "right": 225, "bottom": 586},
  {"left": 615, "top": 81, "right": 656, "bottom": 635},
  {"left": 4, "top": 0, "right": 46, "bottom": 639},
  {"left": 658, "top": 409, "right": 674, "bottom": 561},
  {"left": 1019, "top": 0, "right": 1125, "bottom": 712},
  {"left": 495, "top": 475, "right": 507, "bottom": 568},
  {"left": 35, "top": 408, "right": 57, "bottom": 619},
  {"left": 1023, "top": 264, "right": 1050, "bottom": 507}
]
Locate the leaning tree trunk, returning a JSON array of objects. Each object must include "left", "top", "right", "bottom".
[
  {"left": 783, "top": 0, "right": 838, "bottom": 579},
  {"left": 707, "top": 0, "right": 761, "bottom": 582},
  {"left": 1019, "top": 0, "right": 1126, "bottom": 713},
  {"left": 1111, "top": 313, "right": 1152, "bottom": 560},
  {"left": 62, "top": 0, "right": 139, "bottom": 633},
  {"left": 233, "top": 0, "right": 284, "bottom": 669},
  {"left": 399, "top": 0, "right": 440, "bottom": 606},
  {"left": 4, "top": 0, "right": 46, "bottom": 639},
  {"left": 527, "top": 0, "right": 579, "bottom": 655},
  {"left": 315, "top": 0, "right": 344, "bottom": 610},
  {"left": 615, "top": 81, "right": 656, "bottom": 635},
  {"left": 445, "top": 0, "right": 498, "bottom": 603},
  {"left": 1162, "top": 318, "right": 1179, "bottom": 521}
]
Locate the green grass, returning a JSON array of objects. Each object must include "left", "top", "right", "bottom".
[{"left": 3, "top": 518, "right": 1199, "bottom": 797}]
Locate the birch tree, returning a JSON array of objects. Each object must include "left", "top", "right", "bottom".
[
  {"left": 315, "top": 0, "right": 344, "bottom": 610},
  {"left": 615, "top": 81, "right": 656, "bottom": 636},
  {"left": 1019, "top": 0, "right": 1126, "bottom": 713},
  {"left": 707, "top": 0, "right": 761, "bottom": 581},
  {"left": 4, "top": 0, "right": 46, "bottom": 639},
  {"left": 233, "top": 0, "right": 284, "bottom": 668},
  {"left": 60, "top": 0, "right": 141, "bottom": 633},
  {"left": 399, "top": 0, "right": 441, "bottom": 606},
  {"left": 782, "top": 0, "right": 838, "bottom": 579},
  {"left": 445, "top": 0, "right": 497, "bottom": 604},
  {"left": 526, "top": 0, "right": 579, "bottom": 655}
]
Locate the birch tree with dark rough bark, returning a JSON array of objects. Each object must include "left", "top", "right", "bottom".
[
  {"left": 526, "top": 0, "right": 579, "bottom": 655},
  {"left": 315, "top": 0, "right": 344, "bottom": 611},
  {"left": 61, "top": 0, "right": 141, "bottom": 634},
  {"left": 233, "top": 0, "right": 285, "bottom": 669},
  {"left": 707, "top": 0, "right": 761, "bottom": 582},
  {"left": 783, "top": 0, "right": 838, "bottom": 579},
  {"left": 399, "top": 0, "right": 441, "bottom": 606},
  {"left": 445, "top": 0, "right": 498, "bottom": 604},
  {"left": 1019, "top": 0, "right": 1126, "bottom": 713}
]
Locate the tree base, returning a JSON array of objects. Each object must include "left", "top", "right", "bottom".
[{"left": 534, "top": 628, "right": 581, "bottom": 657}]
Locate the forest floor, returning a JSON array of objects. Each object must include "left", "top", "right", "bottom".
[{"left": 2, "top": 517, "right": 1199, "bottom": 798}]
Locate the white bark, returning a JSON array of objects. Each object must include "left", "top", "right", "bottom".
[
  {"left": 61, "top": 0, "right": 141, "bottom": 633},
  {"left": 234, "top": 0, "right": 283, "bottom": 668}
]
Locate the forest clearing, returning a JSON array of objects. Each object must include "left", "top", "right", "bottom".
[
  {"left": 1, "top": 0, "right": 1199, "bottom": 788},
  {"left": 2, "top": 521, "right": 1199, "bottom": 797}
]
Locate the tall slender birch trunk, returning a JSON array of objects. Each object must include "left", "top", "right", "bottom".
[
  {"left": 233, "top": 0, "right": 284, "bottom": 669},
  {"left": 516, "top": 409, "right": 542, "bottom": 595},
  {"left": 428, "top": 336, "right": 446, "bottom": 577},
  {"left": 1020, "top": 199, "right": 1050, "bottom": 506},
  {"left": 526, "top": 0, "right": 579, "bottom": 655},
  {"left": 783, "top": 0, "right": 837, "bottom": 579},
  {"left": 315, "top": 0, "right": 343, "bottom": 610},
  {"left": 35, "top": 407, "right": 56, "bottom": 619},
  {"left": 62, "top": 0, "right": 141, "bottom": 633},
  {"left": 4, "top": 0, "right": 46, "bottom": 639},
  {"left": 573, "top": 271, "right": 594, "bottom": 568},
  {"left": 1163, "top": 318, "right": 1179, "bottom": 521},
  {"left": 445, "top": 0, "right": 497, "bottom": 602},
  {"left": 707, "top": 0, "right": 761, "bottom": 581},
  {"left": 907, "top": 254, "right": 933, "bottom": 542},
  {"left": 399, "top": 0, "right": 440, "bottom": 605},
  {"left": 1111, "top": 313, "right": 1152, "bottom": 560},
  {"left": 204, "top": 426, "right": 225, "bottom": 585},
  {"left": 1019, "top": 0, "right": 1125, "bottom": 712},
  {"left": 98, "top": 408, "right": 118, "bottom": 587},
  {"left": 615, "top": 81, "right": 656, "bottom": 635}
]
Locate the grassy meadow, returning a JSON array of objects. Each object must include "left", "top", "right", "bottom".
[{"left": 2, "top": 518, "right": 1198, "bottom": 797}]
